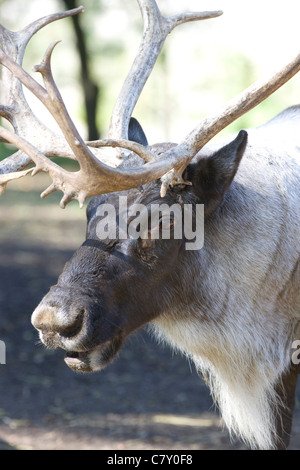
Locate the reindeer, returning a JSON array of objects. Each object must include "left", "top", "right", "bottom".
[{"left": 1, "top": 1, "right": 300, "bottom": 450}]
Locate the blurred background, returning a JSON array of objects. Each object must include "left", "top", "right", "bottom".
[{"left": 0, "top": 0, "right": 300, "bottom": 450}]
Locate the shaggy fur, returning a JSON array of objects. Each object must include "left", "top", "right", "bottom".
[{"left": 150, "top": 107, "right": 300, "bottom": 449}]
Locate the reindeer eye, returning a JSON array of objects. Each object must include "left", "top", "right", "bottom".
[
  {"left": 88, "top": 268, "right": 99, "bottom": 277},
  {"left": 140, "top": 237, "right": 153, "bottom": 250},
  {"left": 136, "top": 236, "right": 156, "bottom": 262}
]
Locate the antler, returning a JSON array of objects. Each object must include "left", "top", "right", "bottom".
[
  {"left": 0, "top": 7, "right": 85, "bottom": 171},
  {"left": 0, "top": 1, "right": 222, "bottom": 207},
  {"left": 108, "top": 0, "right": 223, "bottom": 140},
  {"left": 159, "top": 50, "right": 300, "bottom": 196},
  {"left": 0, "top": 1, "right": 300, "bottom": 207}
]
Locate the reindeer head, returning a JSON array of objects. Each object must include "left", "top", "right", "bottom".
[{"left": 0, "top": 1, "right": 300, "bottom": 375}]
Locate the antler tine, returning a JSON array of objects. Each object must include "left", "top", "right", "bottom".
[
  {"left": 86, "top": 138, "right": 154, "bottom": 163},
  {"left": 108, "top": 0, "right": 222, "bottom": 142},
  {"left": 20, "top": 7, "right": 85, "bottom": 45}
]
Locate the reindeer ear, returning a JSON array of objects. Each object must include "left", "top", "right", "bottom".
[
  {"left": 128, "top": 117, "right": 148, "bottom": 146},
  {"left": 186, "top": 130, "right": 248, "bottom": 215}
]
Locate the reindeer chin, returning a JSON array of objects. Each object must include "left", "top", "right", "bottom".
[{"left": 64, "top": 336, "right": 123, "bottom": 373}]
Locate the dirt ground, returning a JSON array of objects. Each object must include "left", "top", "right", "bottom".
[{"left": 0, "top": 181, "right": 300, "bottom": 451}]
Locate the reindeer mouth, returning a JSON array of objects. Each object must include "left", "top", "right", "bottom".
[
  {"left": 64, "top": 336, "right": 123, "bottom": 373},
  {"left": 64, "top": 351, "right": 92, "bottom": 372}
]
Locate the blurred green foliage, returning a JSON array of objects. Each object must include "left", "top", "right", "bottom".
[{"left": 0, "top": 143, "right": 14, "bottom": 159}]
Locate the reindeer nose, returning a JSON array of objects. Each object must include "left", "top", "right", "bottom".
[{"left": 31, "top": 303, "right": 85, "bottom": 339}]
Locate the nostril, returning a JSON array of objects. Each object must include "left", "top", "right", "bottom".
[
  {"left": 32, "top": 304, "right": 86, "bottom": 339},
  {"left": 59, "top": 308, "right": 85, "bottom": 339}
]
